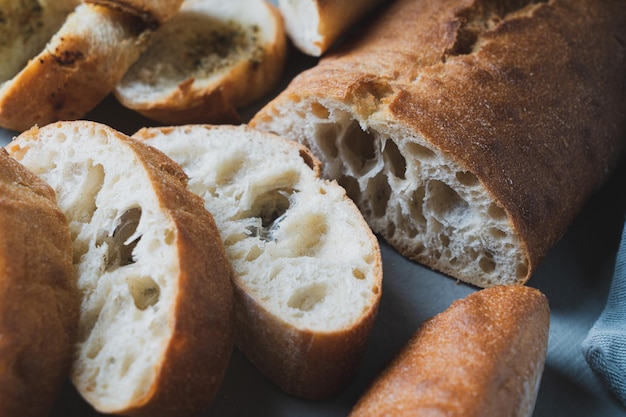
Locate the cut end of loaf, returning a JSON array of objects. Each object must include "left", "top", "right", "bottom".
[{"left": 253, "top": 99, "right": 530, "bottom": 288}]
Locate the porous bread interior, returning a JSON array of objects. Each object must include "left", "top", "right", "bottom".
[
  {"left": 277, "top": 0, "right": 322, "bottom": 56},
  {"left": 8, "top": 123, "right": 178, "bottom": 410},
  {"left": 116, "top": 0, "right": 277, "bottom": 104},
  {"left": 256, "top": 98, "right": 529, "bottom": 287},
  {"left": 0, "top": 0, "right": 78, "bottom": 83},
  {"left": 142, "top": 125, "right": 380, "bottom": 331}
]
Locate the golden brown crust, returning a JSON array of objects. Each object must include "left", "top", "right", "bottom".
[
  {"left": 253, "top": 0, "right": 626, "bottom": 282},
  {"left": 0, "top": 148, "right": 78, "bottom": 417},
  {"left": 84, "top": 0, "right": 183, "bottom": 27},
  {"left": 349, "top": 285, "right": 550, "bottom": 417},
  {"left": 0, "top": 4, "right": 150, "bottom": 132}
]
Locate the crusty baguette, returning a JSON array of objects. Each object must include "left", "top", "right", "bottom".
[
  {"left": 114, "top": 0, "right": 287, "bottom": 125},
  {"left": 0, "top": 3, "right": 152, "bottom": 132},
  {"left": 0, "top": 0, "right": 79, "bottom": 84},
  {"left": 133, "top": 124, "right": 383, "bottom": 399},
  {"left": 84, "top": 0, "right": 183, "bottom": 26},
  {"left": 7, "top": 121, "right": 234, "bottom": 417},
  {"left": 277, "top": 0, "right": 388, "bottom": 56},
  {"left": 252, "top": 0, "right": 626, "bottom": 288},
  {"left": 349, "top": 285, "right": 550, "bottom": 417},
  {"left": 0, "top": 148, "right": 78, "bottom": 417}
]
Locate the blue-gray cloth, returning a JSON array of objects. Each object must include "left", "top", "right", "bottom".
[{"left": 582, "top": 224, "right": 626, "bottom": 407}]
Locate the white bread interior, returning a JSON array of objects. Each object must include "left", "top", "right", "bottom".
[
  {"left": 7, "top": 121, "right": 234, "bottom": 416},
  {"left": 134, "top": 124, "right": 382, "bottom": 399}
]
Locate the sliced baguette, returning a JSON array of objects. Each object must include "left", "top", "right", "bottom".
[
  {"left": 6, "top": 121, "right": 234, "bottom": 417},
  {"left": 349, "top": 285, "right": 550, "bottom": 417},
  {"left": 0, "top": 0, "right": 79, "bottom": 85},
  {"left": 114, "top": 0, "right": 287, "bottom": 125},
  {"left": 0, "top": 3, "right": 152, "bottom": 132},
  {"left": 277, "top": 0, "right": 388, "bottom": 56},
  {"left": 252, "top": 0, "right": 626, "bottom": 287},
  {"left": 133, "top": 124, "right": 383, "bottom": 399},
  {"left": 0, "top": 148, "right": 78, "bottom": 417}
]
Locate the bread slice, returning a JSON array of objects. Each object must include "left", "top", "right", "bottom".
[
  {"left": 0, "top": 0, "right": 79, "bottom": 85},
  {"left": 349, "top": 285, "right": 550, "bottom": 417},
  {"left": 84, "top": 0, "right": 183, "bottom": 26},
  {"left": 0, "top": 148, "right": 78, "bottom": 417},
  {"left": 0, "top": 3, "right": 152, "bottom": 132},
  {"left": 6, "top": 121, "right": 234, "bottom": 417},
  {"left": 277, "top": 0, "right": 388, "bottom": 56},
  {"left": 114, "top": 0, "right": 287, "bottom": 125},
  {"left": 252, "top": 0, "right": 626, "bottom": 287},
  {"left": 133, "top": 124, "right": 382, "bottom": 399}
]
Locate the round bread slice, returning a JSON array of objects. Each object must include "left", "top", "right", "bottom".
[
  {"left": 0, "top": 3, "right": 152, "bottom": 132},
  {"left": 6, "top": 121, "right": 234, "bottom": 417},
  {"left": 114, "top": 0, "right": 287, "bottom": 125},
  {"left": 133, "top": 124, "right": 383, "bottom": 399},
  {"left": 0, "top": 148, "right": 78, "bottom": 417}
]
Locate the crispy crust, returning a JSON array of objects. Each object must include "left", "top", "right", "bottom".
[
  {"left": 84, "top": 0, "right": 184, "bottom": 26},
  {"left": 349, "top": 285, "right": 550, "bottom": 417},
  {"left": 8, "top": 121, "right": 234, "bottom": 417},
  {"left": 252, "top": 0, "right": 626, "bottom": 283},
  {"left": 114, "top": 0, "right": 287, "bottom": 125},
  {"left": 0, "top": 148, "right": 78, "bottom": 417},
  {"left": 0, "top": 4, "right": 150, "bottom": 132}
]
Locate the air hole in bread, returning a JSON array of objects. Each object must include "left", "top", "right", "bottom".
[
  {"left": 353, "top": 268, "right": 365, "bottom": 280},
  {"left": 456, "top": 171, "right": 479, "bottom": 187},
  {"left": 244, "top": 188, "right": 293, "bottom": 242},
  {"left": 310, "top": 102, "right": 330, "bottom": 119},
  {"left": 383, "top": 139, "right": 406, "bottom": 179},
  {"left": 366, "top": 172, "right": 391, "bottom": 219},
  {"left": 342, "top": 120, "right": 377, "bottom": 175},
  {"left": 516, "top": 263, "right": 529, "bottom": 279},
  {"left": 101, "top": 207, "right": 142, "bottom": 271},
  {"left": 408, "top": 185, "right": 427, "bottom": 230},
  {"left": 487, "top": 203, "right": 507, "bottom": 220},
  {"left": 271, "top": 214, "right": 327, "bottom": 258},
  {"left": 405, "top": 142, "right": 436, "bottom": 160},
  {"left": 426, "top": 180, "right": 469, "bottom": 227},
  {"left": 315, "top": 123, "right": 340, "bottom": 159},
  {"left": 127, "top": 276, "right": 160, "bottom": 310},
  {"left": 338, "top": 174, "right": 362, "bottom": 204},
  {"left": 479, "top": 252, "right": 496, "bottom": 274},
  {"left": 288, "top": 283, "right": 328, "bottom": 312},
  {"left": 489, "top": 227, "right": 507, "bottom": 239}
]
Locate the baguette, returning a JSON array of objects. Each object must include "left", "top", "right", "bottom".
[
  {"left": 0, "top": 3, "right": 152, "bottom": 132},
  {"left": 133, "top": 123, "right": 383, "bottom": 399},
  {"left": 277, "top": 0, "right": 389, "bottom": 56},
  {"left": 7, "top": 121, "right": 234, "bottom": 417},
  {"left": 0, "top": 148, "right": 78, "bottom": 417},
  {"left": 114, "top": 0, "right": 287, "bottom": 125},
  {"left": 349, "top": 285, "right": 550, "bottom": 417},
  {"left": 252, "top": 0, "right": 626, "bottom": 287}
]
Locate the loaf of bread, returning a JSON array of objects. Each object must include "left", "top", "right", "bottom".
[
  {"left": 114, "top": 0, "right": 287, "bottom": 125},
  {"left": 0, "top": 3, "right": 155, "bottom": 132},
  {"left": 277, "top": 0, "right": 389, "bottom": 56},
  {"left": 0, "top": 148, "right": 78, "bottom": 417},
  {"left": 133, "top": 123, "right": 383, "bottom": 399},
  {"left": 7, "top": 121, "right": 234, "bottom": 417},
  {"left": 252, "top": 0, "right": 626, "bottom": 288},
  {"left": 349, "top": 285, "right": 550, "bottom": 417}
]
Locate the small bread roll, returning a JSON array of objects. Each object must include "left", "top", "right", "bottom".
[
  {"left": 349, "top": 285, "right": 550, "bottom": 417},
  {"left": 114, "top": 0, "right": 287, "bottom": 125},
  {"left": 134, "top": 123, "right": 383, "bottom": 399},
  {"left": 0, "top": 148, "right": 78, "bottom": 417},
  {"left": 7, "top": 121, "right": 234, "bottom": 417}
]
